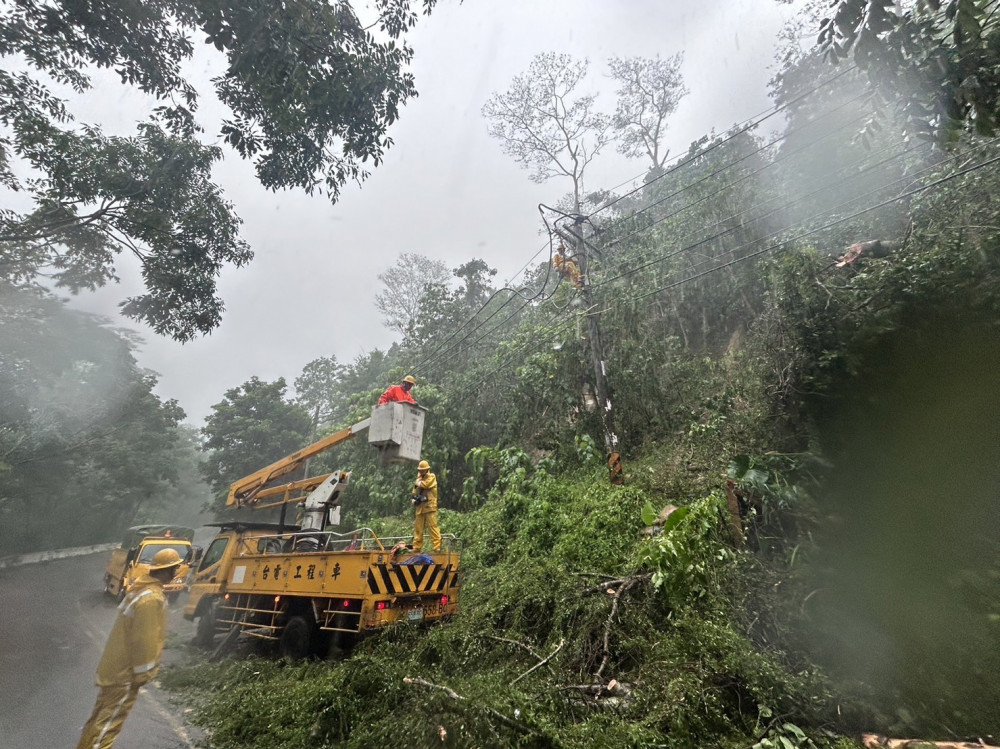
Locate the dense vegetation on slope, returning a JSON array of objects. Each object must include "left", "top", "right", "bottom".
[
  {"left": 159, "top": 29, "right": 1000, "bottom": 745},
  {"left": 168, "top": 232, "right": 1000, "bottom": 746}
]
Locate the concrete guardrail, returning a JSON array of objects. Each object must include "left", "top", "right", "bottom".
[{"left": 0, "top": 543, "right": 118, "bottom": 570}]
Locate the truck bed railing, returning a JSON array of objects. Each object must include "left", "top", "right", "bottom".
[{"left": 234, "top": 529, "right": 463, "bottom": 556}]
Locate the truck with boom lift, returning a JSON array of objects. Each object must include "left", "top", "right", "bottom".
[{"left": 185, "top": 402, "right": 461, "bottom": 658}]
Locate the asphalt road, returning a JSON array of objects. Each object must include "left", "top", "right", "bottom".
[{"left": 0, "top": 551, "right": 203, "bottom": 749}]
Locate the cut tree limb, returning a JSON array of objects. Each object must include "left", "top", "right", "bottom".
[
  {"left": 510, "top": 638, "right": 565, "bottom": 686},
  {"left": 595, "top": 578, "right": 639, "bottom": 682},
  {"left": 486, "top": 634, "right": 544, "bottom": 661},
  {"left": 581, "top": 573, "right": 651, "bottom": 596}
]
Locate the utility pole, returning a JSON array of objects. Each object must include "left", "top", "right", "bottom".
[{"left": 567, "top": 216, "right": 624, "bottom": 485}]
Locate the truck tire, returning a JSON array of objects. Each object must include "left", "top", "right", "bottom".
[
  {"left": 194, "top": 599, "right": 219, "bottom": 648},
  {"left": 103, "top": 574, "right": 113, "bottom": 596},
  {"left": 279, "top": 615, "right": 315, "bottom": 661},
  {"left": 116, "top": 578, "right": 128, "bottom": 604}
]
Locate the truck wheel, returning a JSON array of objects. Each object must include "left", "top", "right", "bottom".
[
  {"left": 194, "top": 600, "right": 219, "bottom": 648},
  {"left": 116, "top": 579, "right": 128, "bottom": 604},
  {"left": 279, "top": 615, "right": 314, "bottom": 661},
  {"left": 103, "top": 575, "right": 113, "bottom": 596}
]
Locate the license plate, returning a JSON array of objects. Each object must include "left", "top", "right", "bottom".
[{"left": 407, "top": 608, "right": 424, "bottom": 621}]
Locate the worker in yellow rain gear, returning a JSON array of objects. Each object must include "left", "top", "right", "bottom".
[
  {"left": 553, "top": 243, "right": 582, "bottom": 289},
  {"left": 411, "top": 459, "right": 441, "bottom": 552},
  {"left": 76, "top": 547, "right": 182, "bottom": 749}
]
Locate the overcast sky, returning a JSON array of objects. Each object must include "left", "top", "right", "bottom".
[{"left": 64, "top": 0, "right": 807, "bottom": 424}]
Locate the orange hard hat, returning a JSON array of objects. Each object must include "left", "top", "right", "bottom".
[
  {"left": 403, "top": 375, "right": 416, "bottom": 385},
  {"left": 417, "top": 460, "right": 431, "bottom": 471}
]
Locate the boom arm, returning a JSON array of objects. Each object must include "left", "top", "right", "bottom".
[{"left": 226, "top": 418, "right": 371, "bottom": 507}]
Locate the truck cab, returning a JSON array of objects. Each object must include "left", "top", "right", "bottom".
[
  {"left": 103, "top": 525, "right": 195, "bottom": 604},
  {"left": 183, "top": 522, "right": 299, "bottom": 647}
]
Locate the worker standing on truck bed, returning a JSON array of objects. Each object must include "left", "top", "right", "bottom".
[
  {"left": 411, "top": 459, "right": 441, "bottom": 552},
  {"left": 378, "top": 374, "right": 418, "bottom": 406},
  {"left": 76, "top": 548, "right": 182, "bottom": 749}
]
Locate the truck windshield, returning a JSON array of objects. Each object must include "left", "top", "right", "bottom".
[
  {"left": 138, "top": 544, "right": 191, "bottom": 564},
  {"left": 198, "top": 538, "right": 230, "bottom": 571}
]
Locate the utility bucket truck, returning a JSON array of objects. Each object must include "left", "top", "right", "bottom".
[
  {"left": 188, "top": 402, "right": 461, "bottom": 657},
  {"left": 104, "top": 525, "right": 195, "bottom": 603}
]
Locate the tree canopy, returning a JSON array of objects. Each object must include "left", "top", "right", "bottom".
[
  {"left": 200, "top": 376, "right": 313, "bottom": 510},
  {"left": 482, "top": 52, "right": 612, "bottom": 212},
  {"left": 0, "top": 0, "right": 436, "bottom": 340},
  {"left": 820, "top": 0, "right": 1000, "bottom": 142}
]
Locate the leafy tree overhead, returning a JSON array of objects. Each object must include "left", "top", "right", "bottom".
[
  {"left": 819, "top": 0, "right": 1000, "bottom": 143},
  {"left": 201, "top": 376, "right": 313, "bottom": 509},
  {"left": 0, "top": 0, "right": 437, "bottom": 341},
  {"left": 293, "top": 354, "right": 344, "bottom": 430}
]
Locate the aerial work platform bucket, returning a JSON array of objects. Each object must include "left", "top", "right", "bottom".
[{"left": 369, "top": 402, "right": 425, "bottom": 463}]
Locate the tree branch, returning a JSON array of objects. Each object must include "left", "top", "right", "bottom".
[
  {"left": 581, "top": 572, "right": 651, "bottom": 596},
  {"left": 509, "top": 637, "right": 564, "bottom": 687}
]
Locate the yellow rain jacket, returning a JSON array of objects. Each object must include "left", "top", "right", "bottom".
[
  {"left": 414, "top": 471, "right": 438, "bottom": 513},
  {"left": 95, "top": 573, "right": 167, "bottom": 687}
]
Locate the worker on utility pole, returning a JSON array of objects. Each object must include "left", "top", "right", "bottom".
[
  {"left": 76, "top": 548, "right": 182, "bottom": 749},
  {"left": 378, "top": 375, "right": 418, "bottom": 406},
  {"left": 564, "top": 216, "right": 624, "bottom": 485},
  {"left": 411, "top": 459, "right": 441, "bottom": 552}
]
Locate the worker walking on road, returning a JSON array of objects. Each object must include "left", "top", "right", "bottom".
[
  {"left": 76, "top": 548, "right": 182, "bottom": 749},
  {"left": 378, "top": 375, "right": 418, "bottom": 406},
  {"left": 411, "top": 459, "right": 441, "bottom": 552}
]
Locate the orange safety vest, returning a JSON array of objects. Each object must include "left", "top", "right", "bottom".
[{"left": 378, "top": 384, "right": 416, "bottom": 406}]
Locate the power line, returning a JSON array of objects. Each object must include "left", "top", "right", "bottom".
[
  {"left": 423, "top": 133, "right": 929, "bottom": 382},
  {"left": 412, "top": 78, "right": 870, "bottom": 380},
  {"left": 592, "top": 135, "right": 930, "bottom": 290},
  {"left": 585, "top": 64, "right": 860, "bottom": 220},
  {"left": 444, "top": 139, "right": 1000, "bottom": 395},
  {"left": 592, "top": 94, "right": 874, "bottom": 249},
  {"left": 618, "top": 145, "right": 1000, "bottom": 305}
]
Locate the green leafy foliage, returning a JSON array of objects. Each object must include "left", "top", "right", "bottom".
[
  {"left": 200, "top": 376, "right": 312, "bottom": 512},
  {"left": 0, "top": 0, "right": 437, "bottom": 339},
  {"left": 639, "top": 493, "right": 735, "bottom": 610},
  {"left": 166, "top": 19, "right": 1000, "bottom": 743},
  {"left": 820, "top": 0, "right": 1000, "bottom": 143},
  {"left": 753, "top": 721, "right": 818, "bottom": 749},
  {"left": 167, "top": 470, "right": 841, "bottom": 748}
]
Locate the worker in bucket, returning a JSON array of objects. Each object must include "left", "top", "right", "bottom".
[
  {"left": 378, "top": 374, "right": 418, "bottom": 406},
  {"left": 411, "top": 459, "right": 441, "bottom": 552},
  {"left": 76, "top": 547, "right": 182, "bottom": 749}
]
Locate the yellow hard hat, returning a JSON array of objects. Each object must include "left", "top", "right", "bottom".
[
  {"left": 417, "top": 460, "right": 431, "bottom": 471},
  {"left": 403, "top": 375, "right": 417, "bottom": 385},
  {"left": 148, "top": 548, "right": 182, "bottom": 570}
]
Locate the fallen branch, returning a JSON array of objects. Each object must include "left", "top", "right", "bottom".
[
  {"left": 560, "top": 681, "right": 634, "bottom": 710},
  {"left": 486, "top": 634, "right": 543, "bottom": 661},
  {"left": 510, "top": 638, "right": 565, "bottom": 687},
  {"left": 402, "top": 677, "right": 533, "bottom": 735},
  {"left": 581, "top": 573, "right": 651, "bottom": 596},
  {"left": 595, "top": 578, "right": 639, "bottom": 683},
  {"left": 561, "top": 681, "right": 633, "bottom": 698}
]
